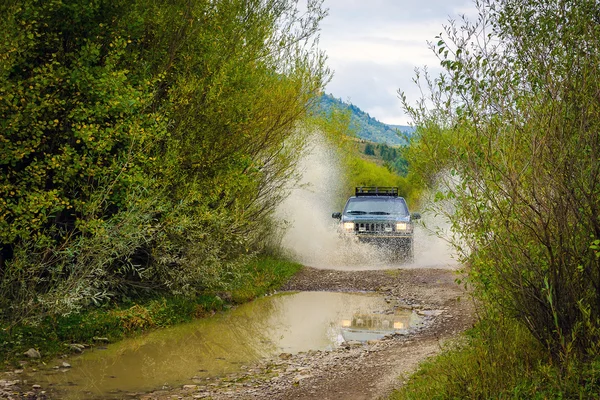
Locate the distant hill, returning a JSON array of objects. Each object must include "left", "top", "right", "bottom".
[
  {"left": 318, "top": 93, "right": 415, "bottom": 146},
  {"left": 389, "top": 124, "right": 416, "bottom": 135}
]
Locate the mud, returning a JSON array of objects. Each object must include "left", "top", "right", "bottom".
[{"left": 140, "top": 266, "right": 474, "bottom": 400}]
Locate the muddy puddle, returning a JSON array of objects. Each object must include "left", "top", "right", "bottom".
[{"left": 31, "top": 291, "right": 423, "bottom": 399}]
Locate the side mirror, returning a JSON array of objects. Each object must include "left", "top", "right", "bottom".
[
  {"left": 332, "top": 212, "right": 342, "bottom": 219},
  {"left": 411, "top": 212, "right": 421, "bottom": 220}
]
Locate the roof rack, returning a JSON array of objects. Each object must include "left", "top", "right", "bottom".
[{"left": 355, "top": 187, "right": 399, "bottom": 197}]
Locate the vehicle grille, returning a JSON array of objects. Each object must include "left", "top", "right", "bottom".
[{"left": 354, "top": 222, "right": 396, "bottom": 233}]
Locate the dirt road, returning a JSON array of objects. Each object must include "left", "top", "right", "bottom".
[
  {"left": 141, "top": 266, "right": 475, "bottom": 400},
  {"left": 1, "top": 266, "right": 473, "bottom": 400}
]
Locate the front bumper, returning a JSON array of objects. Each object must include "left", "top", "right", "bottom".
[{"left": 353, "top": 235, "right": 412, "bottom": 248}]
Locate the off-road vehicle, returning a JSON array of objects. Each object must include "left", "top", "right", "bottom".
[{"left": 332, "top": 187, "right": 420, "bottom": 261}]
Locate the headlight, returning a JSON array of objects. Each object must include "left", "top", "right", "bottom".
[
  {"left": 396, "top": 222, "right": 408, "bottom": 231},
  {"left": 343, "top": 222, "right": 355, "bottom": 231}
]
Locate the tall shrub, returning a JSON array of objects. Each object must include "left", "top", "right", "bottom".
[
  {"left": 0, "top": 0, "right": 328, "bottom": 322},
  {"left": 402, "top": 0, "right": 600, "bottom": 360},
  {"left": 0, "top": 0, "right": 164, "bottom": 320}
]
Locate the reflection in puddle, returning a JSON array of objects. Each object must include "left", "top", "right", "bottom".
[
  {"left": 34, "top": 292, "right": 422, "bottom": 399},
  {"left": 340, "top": 310, "right": 421, "bottom": 342}
]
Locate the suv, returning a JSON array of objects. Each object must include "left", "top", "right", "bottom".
[{"left": 332, "top": 187, "right": 420, "bottom": 260}]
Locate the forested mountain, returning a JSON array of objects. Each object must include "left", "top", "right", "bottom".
[
  {"left": 318, "top": 93, "right": 414, "bottom": 145},
  {"left": 360, "top": 142, "right": 409, "bottom": 176}
]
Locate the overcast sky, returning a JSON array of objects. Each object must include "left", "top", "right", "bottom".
[{"left": 318, "top": 0, "right": 477, "bottom": 125}]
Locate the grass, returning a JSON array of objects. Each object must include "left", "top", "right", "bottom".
[
  {"left": 0, "top": 256, "right": 302, "bottom": 368},
  {"left": 390, "top": 316, "right": 600, "bottom": 400},
  {"left": 228, "top": 256, "right": 303, "bottom": 303}
]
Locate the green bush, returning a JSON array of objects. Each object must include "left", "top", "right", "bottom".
[
  {"left": 402, "top": 0, "right": 600, "bottom": 361},
  {"left": 392, "top": 316, "right": 600, "bottom": 400},
  {"left": 0, "top": 0, "right": 328, "bottom": 323}
]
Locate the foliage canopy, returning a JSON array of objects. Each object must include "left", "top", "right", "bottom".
[{"left": 0, "top": 0, "right": 329, "bottom": 322}]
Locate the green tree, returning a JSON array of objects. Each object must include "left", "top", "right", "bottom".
[
  {"left": 312, "top": 100, "right": 421, "bottom": 207},
  {"left": 0, "top": 0, "right": 164, "bottom": 320},
  {"left": 364, "top": 143, "right": 375, "bottom": 156},
  {"left": 402, "top": 0, "right": 600, "bottom": 361},
  {"left": 0, "top": 0, "right": 329, "bottom": 322},
  {"left": 142, "top": 0, "right": 329, "bottom": 299}
]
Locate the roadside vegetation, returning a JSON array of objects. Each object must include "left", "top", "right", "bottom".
[
  {"left": 393, "top": 0, "right": 600, "bottom": 397},
  {"left": 0, "top": 0, "right": 328, "bottom": 364},
  {"left": 361, "top": 142, "right": 409, "bottom": 177},
  {"left": 393, "top": 317, "right": 600, "bottom": 399}
]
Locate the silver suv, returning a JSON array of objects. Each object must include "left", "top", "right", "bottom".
[{"left": 332, "top": 187, "right": 421, "bottom": 260}]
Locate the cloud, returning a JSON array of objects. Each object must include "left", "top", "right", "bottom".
[
  {"left": 318, "top": 0, "right": 476, "bottom": 125},
  {"left": 325, "top": 61, "right": 427, "bottom": 126}
]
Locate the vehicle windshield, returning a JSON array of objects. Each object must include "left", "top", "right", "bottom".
[{"left": 344, "top": 197, "right": 408, "bottom": 216}]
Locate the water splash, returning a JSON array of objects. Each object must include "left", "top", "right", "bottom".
[{"left": 277, "top": 138, "right": 458, "bottom": 270}]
